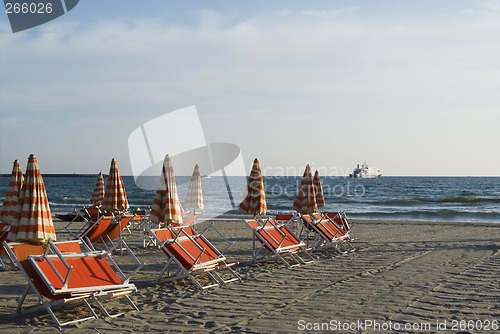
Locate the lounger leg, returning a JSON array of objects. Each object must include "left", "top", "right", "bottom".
[{"left": 15, "top": 285, "right": 33, "bottom": 314}]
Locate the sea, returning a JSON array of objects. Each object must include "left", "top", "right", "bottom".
[{"left": 0, "top": 176, "right": 499, "bottom": 223}]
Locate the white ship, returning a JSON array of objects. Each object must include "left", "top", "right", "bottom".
[{"left": 349, "top": 162, "right": 382, "bottom": 178}]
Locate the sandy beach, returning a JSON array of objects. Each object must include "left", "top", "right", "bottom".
[{"left": 0, "top": 218, "right": 499, "bottom": 333}]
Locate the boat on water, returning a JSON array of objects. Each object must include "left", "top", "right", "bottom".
[{"left": 349, "top": 162, "right": 382, "bottom": 178}]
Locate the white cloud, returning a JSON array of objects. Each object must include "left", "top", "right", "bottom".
[
  {"left": 480, "top": 0, "right": 500, "bottom": 11},
  {"left": 1, "top": 6, "right": 499, "bottom": 175}
]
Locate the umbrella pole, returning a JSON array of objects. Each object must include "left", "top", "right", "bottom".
[{"left": 221, "top": 167, "right": 235, "bottom": 208}]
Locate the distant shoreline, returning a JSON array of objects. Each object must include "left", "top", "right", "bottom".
[
  {"left": 0, "top": 173, "right": 103, "bottom": 177},
  {"left": 1, "top": 174, "right": 498, "bottom": 178}
]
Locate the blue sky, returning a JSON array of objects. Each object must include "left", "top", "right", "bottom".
[{"left": 0, "top": 0, "right": 499, "bottom": 176}]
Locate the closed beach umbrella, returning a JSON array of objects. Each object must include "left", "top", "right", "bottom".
[
  {"left": 150, "top": 155, "right": 185, "bottom": 226},
  {"left": 185, "top": 164, "right": 204, "bottom": 213},
  {"left": 239, "top": 158, "right": 267, "bottom": 216},
  {"left": 293, "top": 164, "right": 317, "bottom": 214},
  {"left": 313, "top": 170, "right": 325, "bottom": 210},
  {"left": 89, "top": 171, "right": 105, "bottom": 207},
  {"left": 102, "top": 159, "right": 129, "bottom": 214},
  {"left": 0, "top": 160, "right": 23, "bottom": 225},
  {"left": 7, "top": 154, "right": 57, "bottom": 243}
]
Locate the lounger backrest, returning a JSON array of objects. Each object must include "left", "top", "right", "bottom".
[
  {"left": 325, "top": 212, "right": 350, "bottom": 232},
  {"left": 315, "top": 219, "right": 346, "bottom": 240},
  {"left": 167, "top": 237, "right": 220, "bottom": 268},
  {"left": 154, "top": 228, "right": 220, "bottom": 269},
  {"left": 258, "top": 226, "right": 301, "bottom": 249},
  {"left": 245, "top": 219, "right": 261, "bottom": 230},
  {"left": 53, "top": 240, "right": 83, "bottom": 253},
  {"left": 153, "top": 228, "right": 174, "bottom": 242},
  {"left": 0, "top": 228, "right": 9, "bottom": 252},
  {"left": 176, "top": 226, "right": 196, "bottom": 236},
  {"left": 31, "top": 255, "right": 124, "bottom": 291},
  {"left": 6, "top": 242, "right": 63, "bottom": 299},
  {"left": 10, "top": 242, "right": 45, "bottom": 262},
  {"left": 85, "top": 216, "right": 115, "bottom": 242},
  {"left": 83, "top": 206, "right": 102, "bottom": 222},
  {"left": 105, "top": 214, "right": 133, "bottom": 241},
  {"left": 275, "top": 213, "right": 293, "bottom": 221}
]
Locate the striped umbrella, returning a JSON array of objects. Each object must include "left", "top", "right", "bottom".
[
  {"left": 239, "top": 158, "right": 267, "bottom": 215},
  {"left": 185, "top": 164, "right": 204, "bottom": 213},
  {"left": 293, "top": 164, "right": 317, "bottom": 214},
  {"left": 89, "top": 171, "right": 105, "bottom": 207},
  {"left": 101, "top": 159, "right": 129, "bottom": 214},
  {"left": 150, "top": 155, "right": 185, "bottom": 226},
  {"left": 0, "top": 160, "right": 24, "bottom": 225},
  {"left": 313, "top": 170, "right": 325, "bottom": 210},
  {"left": 7, "top": 154, "right": 57, "bottom": 243}
]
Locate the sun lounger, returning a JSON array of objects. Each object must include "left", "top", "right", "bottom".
[
  {"left": 93, "top": 214, "right": 143, "bottom": 275},
  {"left": 3, "top": 240, "right": 138, "bottom": 327},
  {"left": 299, "top": 213, "right": 355, "bottom": 253},
  {"left": 147, "top": 225, "right": 241, "bottom": 290},
  {"left": 0, "top": 224, "right": 10, "bottom": 268},
  {"left": 323, "top": 211, "right": 354, "bottom": 235},
  {"left": 74, "top": 215, "right": 115, "bottom": 246},
  {"left": 63, "top": 206, "right": 104, "bottom": 234},
  {"left": 243, "top": 217, "right": 315, "bottom": 268}
]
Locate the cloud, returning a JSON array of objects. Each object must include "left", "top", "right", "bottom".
[
  {"left": 278, "top": 6, "right": 360, "bottom": 18},
  {"left": 480, "top": 0, "right": 500, "bottom": 11},
  {"left": 1, "top": 5, "right": 499, "bottom": 174}
]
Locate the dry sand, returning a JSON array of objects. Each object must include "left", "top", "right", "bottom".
[{"left": 0, "top": 218, "right": 499, "bottom": 333}]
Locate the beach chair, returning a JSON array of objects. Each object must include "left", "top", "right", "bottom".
[
  {"left": 93, "top": 214, "right": 143, "bottom": 275},
  {"left": 63, "top": 206, "right": 104, "bottom": 235},
  {"left": 0, "top": 224, "right": 10, "bottom": 269},
  {"left": 74, "top": 215, "right": 115, "bottom": 247},
  {"left": 147, "top": 225, "right": 241, "bottom": 290},
  {"left": 243, "top": 217, "right": 315, "bottom": 268},
  {"left": 129, "top": 209, "right": 148, "bottom": 230},
  {"left": 323, "top": 211, "right": 354, "bottom": 236},
  {"left": 3, "top": 240, "right": 138, "bottom": 327},
  {"left": 299, "top": 213, "right": 355, "bottom": 253}
]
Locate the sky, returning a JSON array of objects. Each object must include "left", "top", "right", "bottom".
[{"left": 0, "top": 0, "right": 499, "bottom": 176}]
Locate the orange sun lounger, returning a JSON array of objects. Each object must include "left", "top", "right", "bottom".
[
  {"left": 92, "top": 214, "right": 143, "bottom": 276},
  {"left": 0, "top": 223, "right": 10, "bottom": 268},
  {"left": 147, "top": 225, "right": 241, "bottom": 290},
  {"left": 3, "top": 240, "right": 138, "bottom": 328},
  {"left": 299, "top": 213, "right": 355, "bottom": 253},
  {"left": 243, "top": 217, "right": 315, "bottom": 268}
]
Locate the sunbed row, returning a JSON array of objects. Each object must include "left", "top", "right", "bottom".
[{"left": 1, "top": 210, "right": 355, "bottom": 328}]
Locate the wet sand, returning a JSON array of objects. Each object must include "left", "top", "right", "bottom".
[{"left": 0, "top": 218, "right": 499, "bottom": 333}]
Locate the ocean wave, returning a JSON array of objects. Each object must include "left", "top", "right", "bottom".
[
  {"left": 348, "top": 209, "right": 500, "bottom": 222},
  {"left": 361, "top": 196, "right": 500, "bottom": 206}
]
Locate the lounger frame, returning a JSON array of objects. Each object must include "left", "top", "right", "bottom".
[
  {"left": 3, "top": 240, "right": 138, "bottom": 328},
  {"left": 148, "top": 226, "right": 241, "bottom": 290},
  {"left": 244, "top": 217, "right": 315, "bottom": 268},
  {"left": 299, "top": 212, "right": 355, "bottom": 253}
]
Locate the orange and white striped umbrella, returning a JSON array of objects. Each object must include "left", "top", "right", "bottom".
[
  {"left": 101, "top": 159, "right": 129, "bottom": 214},
  {"left": 90, "top": 171, "right": 105, "bottom": 207},
  {"left": 239, "top": 158, "right": 267, "bottom": 215},
  {"left": 150, "top": 155, "right": 185, "bottom": 226},
  {"left": 293, "top": 164, "right": 317, "bottom": 214},
  {"left": 7, "top": 154, "right": 57, "bottom": 243},
  {"left": 185, "top": 164, "right": 204, "bottom": 212},
  {"left": 313, "top": 170, "right": 325, "bottom": 210},
  {"left": 0, "top": 160, "right": 23, "bottom": 225}
]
